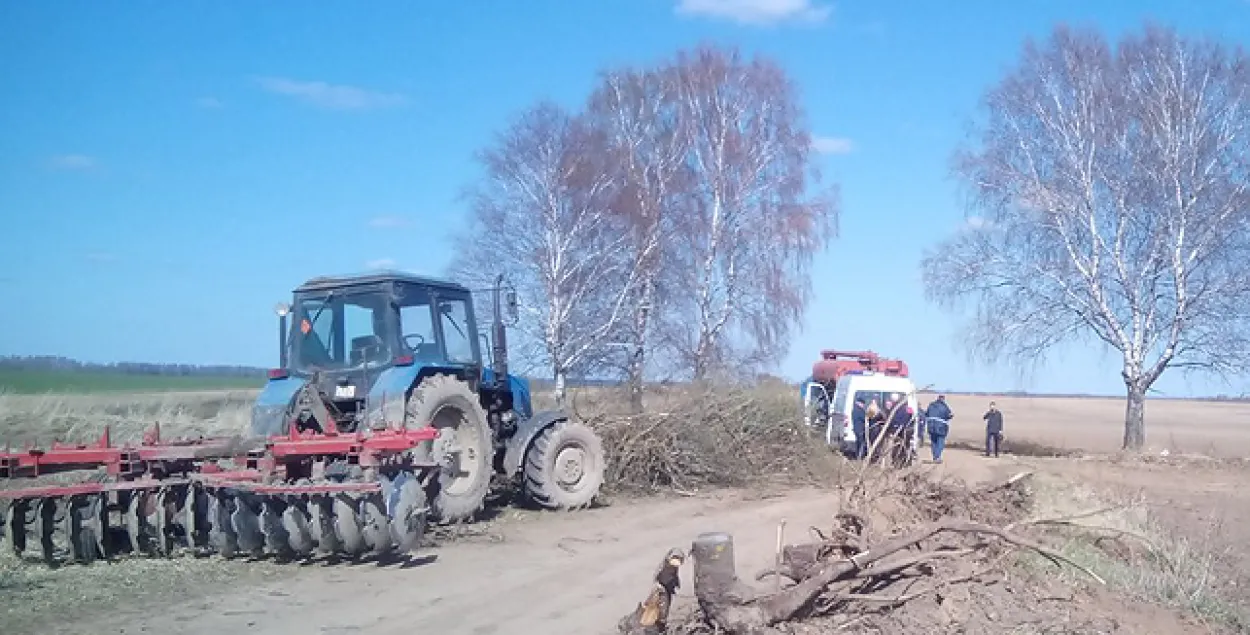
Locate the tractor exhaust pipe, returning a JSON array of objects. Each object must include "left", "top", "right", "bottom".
[
  {"left": 275, "top": 303, "right": 291, "bottom": 370},
  {"left": 491, "top": 274, "right": 509, "bottom": 389}
]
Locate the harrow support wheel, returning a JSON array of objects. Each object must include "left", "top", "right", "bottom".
[{"left": 404, "top": 374, "right": 493, "bottom": 523}]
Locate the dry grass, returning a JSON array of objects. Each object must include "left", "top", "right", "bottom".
[
  {"left": 1016, "top": 473, "right": 1250, "bottom": 632},
  {"left": 0, "top": 390, "right": 258, "bottom": 446}
]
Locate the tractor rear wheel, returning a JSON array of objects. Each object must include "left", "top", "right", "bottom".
[
  {"left": 522, "top": 420, "right": 604, "bottom": 511},
  {"left": 404, "top": 374, "right": 493, "bottom": 523}
]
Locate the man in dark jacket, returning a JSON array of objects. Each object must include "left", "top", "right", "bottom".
[
  {"left": 924, "top": 395, "right": 953, "bottom": 463},
  {"left": 983, "top": 401, "right": 1004, "bottom": 457},
  {"left": 851, "top": 397, "right": 868, "bottom": 459}
]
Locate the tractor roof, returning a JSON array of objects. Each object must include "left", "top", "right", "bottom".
[{"left": 294, "top": 270, "right": 470, "bottom": 294}]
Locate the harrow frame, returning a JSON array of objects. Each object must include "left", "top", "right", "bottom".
[{"left": 0, "top": 420, "right": 447, "bottom": 566}]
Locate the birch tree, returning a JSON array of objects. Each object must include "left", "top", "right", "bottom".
[
  {"left": 667, "top": 45, "right": 838, "bottom": 380},
  {"left": 584, "top": 65, "right": 692, "bottom": 412},
  {"left": 453, "top": 102, "right": 642, "bottom": 404},
  {"left": 922, "top": 24, "right": 1250, "bottom": 451}
]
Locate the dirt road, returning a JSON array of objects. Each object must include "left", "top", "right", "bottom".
[
  {"left": 68, "top": 489, "right": 833, "bottom": 635},
  {"left": 30, "top": 449, "right": 1006, "bottom": 635}
]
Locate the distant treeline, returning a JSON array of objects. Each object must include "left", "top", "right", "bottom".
[{"left": 0, "top": 356, "right": 267, "bottom": 378}]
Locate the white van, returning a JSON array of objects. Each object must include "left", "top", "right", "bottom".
[{"left": 802, "top": 371, "right": 920, "bottom": 460}]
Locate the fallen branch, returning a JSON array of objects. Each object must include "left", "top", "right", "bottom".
[
  {"left": 691, "top": 519, "right": 1104, "bottom": 634},
  {"left": 618, "top": 548, "right": 686, "bottom": 635}
]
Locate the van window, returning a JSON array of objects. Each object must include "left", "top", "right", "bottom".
[
  {"left": 831, "top": 384, "right": 849, "bottom": 415},
  {"left": 853, "top": 390, "right": 913, "bottom": 416}
]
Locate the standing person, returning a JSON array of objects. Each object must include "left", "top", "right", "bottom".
[
  {"left": 924, "top": 395, "right": 953, "bottom": 463},
  {"left": 983, "top": 401, "right": 1004, "bottom": 457},
  {"left": 851, "top": 397, "right": 868, "bottom": 460}
]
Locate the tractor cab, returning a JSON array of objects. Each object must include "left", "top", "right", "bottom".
[{"left": 287, "top": 272, "right": 479, "bottom": 378}]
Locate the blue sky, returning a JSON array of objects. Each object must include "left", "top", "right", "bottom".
[{"left": 2, "top": 0, "right": 1247, "bottom": 397}]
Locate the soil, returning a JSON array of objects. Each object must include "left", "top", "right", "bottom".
[{"left": 18, "top": 446, "right": 1237, "bottom": 635}]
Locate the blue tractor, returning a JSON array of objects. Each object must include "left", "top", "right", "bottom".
[{"left": 250, "top": 270, "right": 606, "bottom": 522}]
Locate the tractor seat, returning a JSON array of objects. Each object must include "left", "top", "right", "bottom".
[
  {"left": 350, "top": 335, "right": 387, "bottom": 366},
  {"left": 409, "top": 343, "right": 440, "bottom": 361}
]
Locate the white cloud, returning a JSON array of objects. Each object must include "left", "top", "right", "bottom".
[
  {"left": 254, "top": 76, "right": 409, "bottom": 111},
  {"left": 675, "top": 0, "right": 831, "bottom": 25},
  {"left": 48, "top": 154, "right": 97, "bottom": 170},
  {"left": 195, "top": 96, "right": 224, "bottom": 109},
  {"left": 811, "top": 136, "right": 854, "bottom": 155},
  {"left": 367, "top": 215, "right": 411, "bottom": 229},
  {"left": 366, "top": 258, "right": 397, "bottom": 270}
]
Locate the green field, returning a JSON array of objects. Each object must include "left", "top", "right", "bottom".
[{"left": 0, "top": 369, "right": 264, "bottom": 394}]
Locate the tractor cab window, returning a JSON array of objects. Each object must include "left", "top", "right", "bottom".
[
  {"left": 395, "top": 286, "right": 439, "bottom": 361},
  {"left": 437, "top": 297, "right": 474, "bottom": 364},
  {"left": 292, "top": 293, "right": 392, "bottom": 371}
]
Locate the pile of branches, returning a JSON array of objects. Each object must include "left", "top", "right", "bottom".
[
  {"left": 618, "top": 465, "right": 1112, "bottom": 635},
  {"left": 585, "top": 385, "right": 839, "bottom": 494}
]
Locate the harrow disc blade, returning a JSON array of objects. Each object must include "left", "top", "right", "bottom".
[
  {"left": 281, "top": 499, "right": 316, "bottom": 556},
  {"left": 153, "top": 488, "right": 177, "bottom": 556},
  {"left": 230, "top": 493, "right": 265, "bottom": 556},
  {"left": 34, "top": 497, "right": 60, "bottom": 565},
  {"left": 260, "top": 497, "right": 294, "bottom": 559},
  {"left": 309, "top": 495, "right": 342, "bottom": 555},
  {"left": 62, "top": 494, "right": 108, "bottom": 564},
  {"left": 125, "top": 491, "right": 157, "bottom": 556},
  {"left": 206, "top": 491, "right": 239, "bottom": 558},
  {"left": 358, "top": 493, "right": 393, "bottom": 557},
  {"left": 331, "top": 494, "right": 366, "bottom": 557},
  {"left": 183, "top": 484, "right": 209, "bottom": 550},
  {"left": 3, "top": 499, "right": 29, "bottom": 557},
  {"left": 387, "top": 476, "right": 429, "bottom": 554}
]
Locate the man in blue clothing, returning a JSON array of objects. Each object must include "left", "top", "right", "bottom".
[
  {"left": 851, "top": 397, "right": 868, "bottom": 459},
  {"left": 924, "top": 395, "right": 953, "bottom": 463}
]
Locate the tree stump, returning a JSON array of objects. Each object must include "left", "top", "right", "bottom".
[{"left": 690, "top": 532, "right": 769, "bottom": 632}]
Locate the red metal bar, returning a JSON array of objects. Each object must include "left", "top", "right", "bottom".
[
  {"left": 0, "top": 477, "right": 191, "bottom": 500},
  {"left": 1, "top": 421, "right": 441, "bottom": 489}
]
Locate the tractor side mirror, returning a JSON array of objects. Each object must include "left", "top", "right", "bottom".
[{"left": 505, "top": 289, "right": 518, "bottom": 323}]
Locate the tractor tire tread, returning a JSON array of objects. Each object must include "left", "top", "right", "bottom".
[
  {"left": 522, "top": 419, "right": 604, "bottom": 511},
  {"left": 404, "top": 374, "right": 493, "bottom": 524}
]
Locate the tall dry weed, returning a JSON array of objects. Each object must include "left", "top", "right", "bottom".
[{"left": 0, "top": 390, "right": 258, "bottom": 446}]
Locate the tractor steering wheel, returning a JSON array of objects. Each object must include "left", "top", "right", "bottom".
[{"left": 403, "top": 333, "right": 426, "bottom": 351}]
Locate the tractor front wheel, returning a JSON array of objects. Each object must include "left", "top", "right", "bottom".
[
  {"left": 522, "top": 420, "right": 604, "bottom": 511},
  {"left": 404, "top": 374, "right": 493, "bottom": 523}
]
